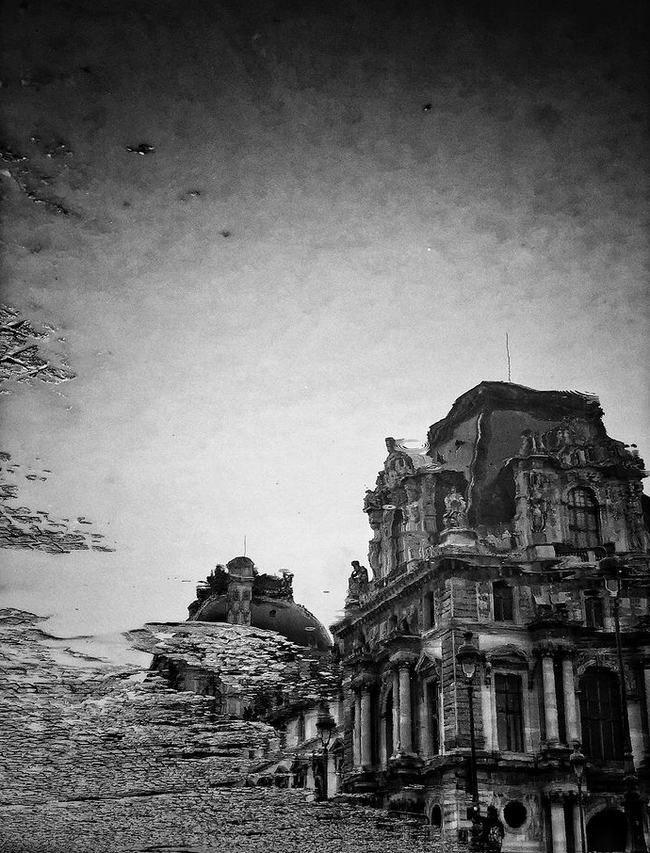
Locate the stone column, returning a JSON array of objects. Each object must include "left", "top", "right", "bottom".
[
  {"left": 392, "top": 667, "right": 401, "bottom": 754},
  {"left": 542, "top": 653, "right": 560, "bottom": 745},
  {"left": 550, "top": 799, "right": 568, "bottom": 853},
  {"left": 326, "top": 750, "right": 337, "bottom": 797},
  {"left": 353, "top": 692, "right": 362, "bottom": 768},
  {"left": 398, "top": 662, "right": 413, "bottom": 754},
  {"left": 481, "top": 681, "right": 494, "bottom": 752},
  {"left": 361, "top": 686, "right": 373, "bottom": 767},
  {"left": 628, "top": 698, "right": 645, "bottom": 769},
  {"left": 562, "top": 657, "right": 579, "bottom": 744},
  {"left": 306, "top": 762, "right": 315, "bottom": 791},
  {"left": 379, "top": 702, "right": 387, "bottom": 767},
  {"left": 572, "top": 800, "right": 584, "bottom": 853},
  {"left": 643, "top": 669, "right": 650, "bottom": 752},
  {"left": 490, "top": 677, "right": 499, "bottom": 751}
]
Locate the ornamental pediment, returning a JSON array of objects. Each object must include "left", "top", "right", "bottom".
[
  {"left": 485, "top": 644, "right": 529, "bottom": 668},
  {"left": 415, "top": 648, "right": 441, "bottom": 676}
]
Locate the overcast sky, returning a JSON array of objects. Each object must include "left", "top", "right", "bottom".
[{"left": 1, "top": 0, "right": 648, "bottom": 640}]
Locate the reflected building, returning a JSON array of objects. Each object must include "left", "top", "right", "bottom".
[
  {"left": 152, "top": 555, "right": 344, "bottom": 797},
  {"left": 331, "top": 382, "right": 650, "bottom": 852}
]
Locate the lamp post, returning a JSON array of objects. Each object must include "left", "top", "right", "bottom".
[
  {"left": 570, "top": 743, "right": 587, "bottom": 853},
  {"left": 600, "top": 557, "right": 647, "bottom": 853},
  {"left": 456, "top": 631, "right": 482, "bottom": 843},
  {"left": 315, "top": 701, "right": 336, "bottom": 801}
]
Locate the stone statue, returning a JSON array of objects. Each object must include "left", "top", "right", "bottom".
[
  {"left": 519, "top": 430, "right": 534, "bottom": 456},
  {"left": 363, "top": 489, "right": 382, "bottom": 512},
  {"left": 346, "top": 561, "right": 369, "bottom": 608},
  {"left": 279, "top": 570, "right": 294, "bottom": 599},
  {"left": 529, "top": 498, "right": 547, "bottom": 533},
  {"left": 398, "top": 613, "right": 412, "bottom": 635},
  {"left": 528, "top": 471, "right": 545, "bottom": 498},
  {"left": 368, "top": 535, "right": 381, "bottom": 574},
  {"left": 520, "top": 430, "right": 547, "bottom": 456},
  {"left": 350, "top": 560, "right": 369, "bottom": 587},
  {"left": 443, "top": 488, "right": 468, "bottom": 529}
]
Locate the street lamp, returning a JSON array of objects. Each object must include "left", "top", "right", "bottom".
[
  {"left": 456, "top": 631, "right": 482, "bottom": 840},
  {"left": 570, "top": 743, "right": 587, "bottom": 853},
  {"left": 599, "top": 557, "right": 648, "bottom": 853},
  {"left": 315, "top": 701, "right": 336, "bottom": 801}
]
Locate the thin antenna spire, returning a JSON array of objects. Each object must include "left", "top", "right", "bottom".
[
  {"left": 243, "top": 534, "right": 247, "bottom": 557},
  {"left": 505, "top": 333, "right": 512, "bottom": 383}
]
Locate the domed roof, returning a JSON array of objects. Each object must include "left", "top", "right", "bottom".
[
  {"left": 191, "top": 596, "right": 331, "bottom": 650},
  {"left": 188, "top": 556, "right": 331, "bottom": 651}
]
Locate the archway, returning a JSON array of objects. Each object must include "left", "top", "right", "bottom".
[{"left": 586, "top": 809, "right": 626, "bottom": 852}]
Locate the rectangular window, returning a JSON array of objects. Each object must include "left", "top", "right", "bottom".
[
  {"left": 585, "top": 597, "right": 604, "bottom": 628},
  {"left": 424, "top": 589, "right": 436, "bottom": 629},
  {"left": 493, "top": 583, "right": 514, "bottom": 621},
  {"left": 580, "top": 668, "right": 624, "bottom": 761},
  {"left": 427, "top": 681, "right": 440, "bottom": 755},
  {"left": 496, "top": 673, "right": 524, "bottom": 752}
]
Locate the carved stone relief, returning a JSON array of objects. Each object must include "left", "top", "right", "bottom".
[
  {"left": 477, "top": 585, "right": 492, "bottom": 621},
  {"left": 442, "top": 488, "right": 468, "bottom": 529}
]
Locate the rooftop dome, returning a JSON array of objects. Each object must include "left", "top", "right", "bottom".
[{"left": 188, "top": 557, "right": 331, "bottom": 651}]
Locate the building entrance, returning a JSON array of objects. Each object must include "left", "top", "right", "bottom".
[{"left": 586, "top": 809, "right": 626, "bottom": 852}]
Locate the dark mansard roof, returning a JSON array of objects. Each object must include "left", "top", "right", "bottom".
[{"left": 428, "top": 381, "right": 603, "bottom": 447}]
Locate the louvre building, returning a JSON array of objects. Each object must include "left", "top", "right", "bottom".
[{"left": 331, "top": 382, "right": 650, "bottom": 853}]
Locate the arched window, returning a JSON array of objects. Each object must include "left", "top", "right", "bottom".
[
  {"left": 580, "top": 667, "right": 624, "bottom": 761},
  {"left": 587, "top": 809, "right": 627, "bottom": 852},
  {"left": 567, "top": 488, "right": 601, "bottom": 548}
]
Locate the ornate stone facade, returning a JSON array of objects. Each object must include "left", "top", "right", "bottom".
[{"left": 331, "top": 382, "right": 650, "bottom": 853}]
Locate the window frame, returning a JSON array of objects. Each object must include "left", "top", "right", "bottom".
[
  {"left": 584, "top": 595, "right": 605, "bottom": 629},
  {"left": 426, "top": 678, "right": 441, "bottom": 756},
  {"left": 579, "top": 667, "right": 624, "bottom": 762},
  {"left": 495, "top": 672, "right": 525, "bottom": 753},
  {"left": 567, "top": 487, "right": 601, "bottom": 548},
  {"left": 493, "top": 582, "right": 515, "bottom": 622}
]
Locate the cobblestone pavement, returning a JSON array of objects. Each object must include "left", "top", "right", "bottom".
[{"left": 0, "top": 610, "right": 442, "bottom": 853}]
